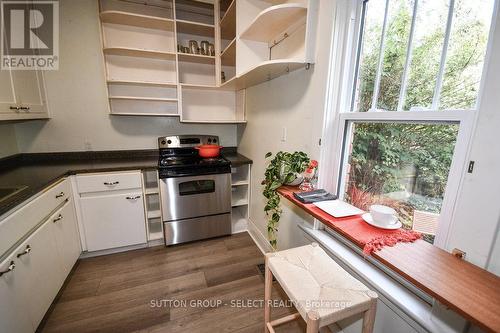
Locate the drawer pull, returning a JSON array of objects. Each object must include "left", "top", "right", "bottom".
[
  {"left": 19, "top": 106, "right": 30, "bottom": 111},
  {"left": 126, "top": 195, "right": 141, "bottom": 200},
  {"left": 55, "top": 192, "right": 65, "bottom": 198},
  {"left": 53, "top": 214, "right": 63, "bottom": 223},
  {"left": 16, "top": 245, "right": 31, "bottom": 258},
  {"left": 104, "top": 181, "right": 120, "bottom": 186},
  {"left": 9, "top": 106, "right": 20, "bottom": 111},
  {"left": 0, "top": 261, "right": 15, "bottom": 277}
]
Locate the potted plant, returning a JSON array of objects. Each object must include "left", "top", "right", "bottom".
[{"left": 262, "top": 151, "right": 310, "bottom": 249}]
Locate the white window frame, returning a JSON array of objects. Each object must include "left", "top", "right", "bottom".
[{"left": 319, "top": 0, "right": 499, "bottom": 249}]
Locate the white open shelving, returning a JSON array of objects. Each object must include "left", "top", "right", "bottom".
[
  {"left": 98, "top": 0, "right": 245, "bottom": 122},
  {"left": 230, "top": 164, "right": 251, "bottom": 233},
  {"left": 98, "top": 0, "right": 318, "bottom": 120},
  {"left": 142, "top": 170, "right": 164, "bottom": 243}
]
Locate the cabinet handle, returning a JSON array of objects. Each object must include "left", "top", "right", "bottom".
[
  {"left": 0, "top": 261, "right": 15, "bottom": 277},
  {"left": 55, "top": 192, "right": 65, "bottom": 198},
  {"left": 104, "top": 181, "right": 119, "bottom": 186},
  {"left": 126, "top": 195, "right": 141, "bottom": 200},
  {"left": 19, "top": 106, "right": 30, "bottom": 111},
  {"left": 16, "top": 245, "right": 31, "bottom": 258},
  {"left": 53, "top": 214, "right": 63, "bottom": 223},
  {"left": 9, "top": 106, "right": 20, "bottom": 112}
]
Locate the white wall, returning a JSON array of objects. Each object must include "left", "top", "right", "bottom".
[
  {"left": 238, "top": 0, "right": 335, "bottom": 250},
  {"left": 446, "top": 7, "right": 500, "bottom": 271},
  {"left": 13, "top": 0, "right": 237, "bottom": 153},
  {"left": 0, "top": 124, "right": 18, "bottom": 158}
]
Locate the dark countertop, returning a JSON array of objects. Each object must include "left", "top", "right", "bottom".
[{"left": 0, "top": 149, "right": 252, "bottom": 218}]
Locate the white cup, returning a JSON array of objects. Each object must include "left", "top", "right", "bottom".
[{"left": 370, "top": 205, "right": 397, "bottom": 225}]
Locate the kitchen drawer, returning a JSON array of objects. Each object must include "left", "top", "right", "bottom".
[
  {"left": 0, "top": 178, "right": 71, "bottom": 259},
  {"left": 76, "top": 171, "right": 142, "bottom": 194}
]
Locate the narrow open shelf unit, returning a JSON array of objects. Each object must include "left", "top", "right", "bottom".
[
  {"left": 231, "top": 164, "right": 251, "bottom": 233},
  {"left": 142, "top": 170, "right": 164, "bottom": 243},
  {"left": 100, "top": 11, "right": 175, "bottom": 30}
]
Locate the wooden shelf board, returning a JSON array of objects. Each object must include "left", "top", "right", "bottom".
[
  {"left": 109, "top": 96, "right": 178, "bottom": 102},
  {"left": 240, "top": 4, "right": 307, "bottom": 43},
  {"left": 181, "top": 119, "right": 247, "bottom": 124},
  {"left": 149, "top": 231, "right": 164, "bottom": 241},
  {"left": 100, "top": 11, "right": 174, "bottom": 31},
  {"left": 107, "top": 80, "right": 178, "bottom": 87},
  {"left": 145, "top": 188, "right": 159, "bottom": 195},
  {"left": 178, "top": 53, "right": 215, "bottom": 64},
  {"left": 221, "top": 38, "right": 236, "bottom": 66},
  {"left": 176, "top": 19, "right": 215, "bottom": 37},
  {"left": 231, "top": 200, "right": 248, "bottom": 208},
  {"left": 180, "top": 83, "right": 218, "bottom": 90},
  {"left": 231, "top": 181, "right": 249, "bottom": 186},
  {"left": 220, "top": 0, "right": 236, "bottom": 40},
  {"left": 221, "top": 59, "right": 306, "bottom": 90},
  {"left": 110, "top": 112, "right": 180, "bottom": 117},
  {"left": 147, "top": 210, "right": 162, "bottom": 219},
  {"left": 103, "top": 47, "right": 176, "bottom": 60}
]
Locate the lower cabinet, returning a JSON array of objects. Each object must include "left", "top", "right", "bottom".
[
  {"left": 80, "top": 192, "right": 147, "bottom": 252},
  {"left": 21, "top": 217, "right": 64, "bottom": 329},
  {"left": 0, "top": 248, "right": 33, "bottom": 333},
  {"left": 51, "top": 199, "right": 81, "bottom": 279},
  {"left": 0, "top": 198, "right": 81, "bottom": 333}
]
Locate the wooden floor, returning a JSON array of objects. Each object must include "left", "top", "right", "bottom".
[{"left": 40, "top": 232, "right": 306, "bottom": 333}]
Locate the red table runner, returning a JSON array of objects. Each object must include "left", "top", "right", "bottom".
[{"left": 277, "top": 186, "right": 421, "bottom": 254}]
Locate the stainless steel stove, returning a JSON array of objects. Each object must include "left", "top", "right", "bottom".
[{"left": 158, "top": 135, "right": 231, "bottom": 246}]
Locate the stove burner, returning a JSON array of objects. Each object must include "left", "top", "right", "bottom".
[{"left": 158, "top": 135, "right": 230, "bottom": 178}]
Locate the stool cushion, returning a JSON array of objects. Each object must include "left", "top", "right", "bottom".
[{"left": 267, "top": 244, "right": 377, "bottom": 326}]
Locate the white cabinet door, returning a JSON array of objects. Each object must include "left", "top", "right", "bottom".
[
  {"left": 0, "top": 66, "right": 17, "bottom": 115},
  {"left": 0, "top": 251, "right": 33, "bottom": 333},
  {"left": 17, "top": 221, "right": 64, "bottom": 329},
  {"left": 51, "top": 200, "right": 81, "bottom": 277},
  {"left": 11, "top": 70, "right": 48, "bottom": 115},
  {"left": 0, "top": 67, "right": 48, "bottom": 120},
  {"left": 80, "top": 192, "right": 147, "bottom": 252}
]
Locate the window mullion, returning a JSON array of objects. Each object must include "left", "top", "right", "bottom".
[
  {"left": 370, "top": 0, "right": 391, "bottom": 111},
  {"left": 431, "top": 0, "right": 456, "bottom": 110},
  {"left": 397, "top": 0, "right": 419, "bottom": 112}
]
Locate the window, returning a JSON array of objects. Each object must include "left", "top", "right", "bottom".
[{"left": 326, "top": 0, "right": 495, "bottom": 246}]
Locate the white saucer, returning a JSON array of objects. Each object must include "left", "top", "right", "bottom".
[{"left": 362, "top": 213, "right": 402, "bottom": 230}]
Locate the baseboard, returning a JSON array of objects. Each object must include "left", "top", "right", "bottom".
[
  {"left": 247, "top": 217, "right": 273, "bottom": 254},
  {"left": 79, "top": 243, "right": 148, "bottom": 258}
]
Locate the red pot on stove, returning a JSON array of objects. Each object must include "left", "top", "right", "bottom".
[{"left": 195, "top": 144, "right": 223, "bottom": 158}]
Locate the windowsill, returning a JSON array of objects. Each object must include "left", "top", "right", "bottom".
[{"left": 277, "top": 185, "right": 500, "bottom": 332}]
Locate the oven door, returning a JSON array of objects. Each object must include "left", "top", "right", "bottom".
[{"left": 160, "top": 173, "right": 231, "bottom": 221}]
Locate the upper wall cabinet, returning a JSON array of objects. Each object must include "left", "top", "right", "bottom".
[
  {"left": 219, "top": 0, "right": 318, "bottom": 90},
  {"left": 0, "top": 66, "right": 49, "bottom": 121}
]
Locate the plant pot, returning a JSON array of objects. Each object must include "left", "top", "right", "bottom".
[{"left": 280, "top": 163, "right": 304, "bottom": 186}]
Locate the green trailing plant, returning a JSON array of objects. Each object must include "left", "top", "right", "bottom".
[{"left": 262, "top": 151, "right": 310, "bottom": 249}]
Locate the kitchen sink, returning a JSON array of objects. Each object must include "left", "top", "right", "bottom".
[{"left": 0, "top": 186, "right": 27, "bottom": 202}]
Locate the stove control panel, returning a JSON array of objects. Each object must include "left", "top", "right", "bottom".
[{"left": 158, "top": 135, "right": 219, "bottom": 149}]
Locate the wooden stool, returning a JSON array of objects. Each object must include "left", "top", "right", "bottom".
[{"left": 264, "top": 243, "right": 378, "bottom": 333}]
